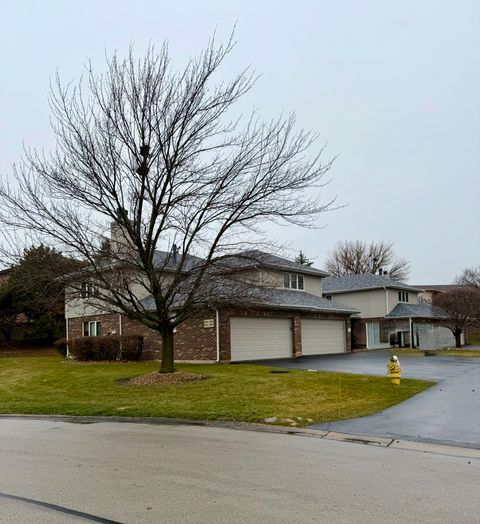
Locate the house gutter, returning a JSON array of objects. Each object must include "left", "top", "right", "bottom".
[{"left": 215, "top": 309, "right": 220, "bottom": 363}]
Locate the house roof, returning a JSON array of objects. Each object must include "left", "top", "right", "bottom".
[
  {"left": 218, "top": 250, "right": 329, "bottom": 277},
  {"left": 140, "top": 288, "right": 359, "bottom": 315},
  {"left": 152, "top": 249, "right": 328, "bottom": 277},
  {"left": 152, "top": 250, "right": 203, "bottom": 271},
  {"left": 249, "top": 289, "right": 359, "bottom": 314},
  {"left": 322, "top": 274, "right": 422, "bottom": 294},
  {"left": 385, "top": 302, "right": 447, "bottom": 319},
  {"left": 414, "top": 284, "right": 461, "bottom": 292}
]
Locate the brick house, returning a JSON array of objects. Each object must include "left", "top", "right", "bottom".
[
  {"left": 66, "top": 251, "right": 359, "bottom": 362},
  {"left": 322, "top": 274, "right": 456, "bottom": 350}
]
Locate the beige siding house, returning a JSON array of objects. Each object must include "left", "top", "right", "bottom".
[
  {"left": 322, "top": 274, "right": 455, "bottom": 350},
  {"left": 66, "top": 250, "right": 359, "bottom": 361}
]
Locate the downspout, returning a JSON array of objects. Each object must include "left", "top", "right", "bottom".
[
  {"left": 65, "top": 315, "right": 69, "bottom": 358},
  {"left": 409, "top": 316, "right": 413, "bottom": 349},
  {"left": 383, "top": 287, "right": 389, "bottom": 313},
  {"left": 215, "top": 309, "right": 220, "bottom": 363},
  {"left": 118, "top": 314, "right": 123, "bottom": 360}
]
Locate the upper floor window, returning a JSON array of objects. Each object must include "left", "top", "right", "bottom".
[
  {"left": 398, "top": 291, "right": 409, "bottom": 303},
  {"left": 81, "top": 281, "right": 99, "bottom": 299},
  {"left": 284, "top": 273, "right": 304, "bottom": 290}
]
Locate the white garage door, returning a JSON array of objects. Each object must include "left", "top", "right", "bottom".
[
  {"left": 301, "top": 319, "right": 346, "bottom": 355},
  {"left": 230, "top": 317, "right": 292, "bottom": 361}
]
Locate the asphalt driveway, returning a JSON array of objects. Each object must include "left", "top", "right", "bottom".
[{"left": 261, "top": 351, "right": 480, "bottom": 448}]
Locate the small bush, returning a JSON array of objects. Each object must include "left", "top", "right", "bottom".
[
  {"left": 70, "top": 337, "right": 97, "bottom": 361},
  {"left": 54, "top": 337, "right": 67, "bottom": 356},
  {"left": 69, "top": 335, "right": 144, "bottom": 361},
  {"left": 120, "top": 336, "right": 143, "bottom": 361}
]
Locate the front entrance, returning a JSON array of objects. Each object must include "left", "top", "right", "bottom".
[{"left": 397, "top": 330, "right": 410, "bottom": 348}]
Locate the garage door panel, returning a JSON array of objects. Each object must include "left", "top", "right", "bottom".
[
  {"left": 302, "top": 319, "right": 345, "bottom": 355},
  {"left": 230, "top": 317, "right": 292, "bottom": 361}
]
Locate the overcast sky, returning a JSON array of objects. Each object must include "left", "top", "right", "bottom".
[{"left": 0, "top": 0, "right": 478, "bottom": 283}]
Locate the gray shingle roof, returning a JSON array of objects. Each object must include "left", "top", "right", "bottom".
[
  {"left": 153, "top": 250, "right": 203, "bottom": 271},
  {"left": 322, "top": 274, "right": 422, "bottom": 294},
  {"left": 219, "top": 250, "right": 329, "bottom": 276},
  {"left": 248, "top": 289, "right": 359, "bottom": 314},
  {"left": 385, "top": 303, "right": 447, "bottom": 319},
  {"left": 140, "top": 288, "right": 359, "bottom": 315},
  {"left": 152, "top": 249, "right": 328, "bottom": 276}
]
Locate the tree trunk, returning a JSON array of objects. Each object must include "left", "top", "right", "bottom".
[
  {"left": 160, "top": 325, "right": 176, "bottom": 373},
  {"left": 454, "top": 330, "right": 462, "bottom": 349}
]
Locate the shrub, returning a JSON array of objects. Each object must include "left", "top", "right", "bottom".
[
  {"left": 69, "top": 335, "right": 144, "bottom": 361},
  {"left": 119, "top": 335, "right": 143, "bottom": 361},
  {"left": 70, "top": 337, "right": 97, "bottom": 361},
  {"left": 53, "top": 337, "right": 67, "bottom": 356}
]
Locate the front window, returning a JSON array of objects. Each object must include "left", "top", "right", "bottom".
[
  {"left": 83, "top": 321, "right": 102, "bottom": 337},
  {"left": 80, "top": 281, "right": 99, "bottom": 299},
  {"left": 284, "top": 273, "right": 304, "bottom": 290},
  {"left": 398, "top": 291, "right": 409, "bottom": 303}
]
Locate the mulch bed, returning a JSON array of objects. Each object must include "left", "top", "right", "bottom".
[{"left": 128, "top": 371, "right": 208, "bottom": 386}]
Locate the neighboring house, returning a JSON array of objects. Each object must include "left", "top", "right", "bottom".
[
  {"left": 322, "top": 274, "right": 456, "bottom": 350},
  {"left": 416, "top": 284, "right": 462, "bottom": 304},
  {"left": 65, "top": 250, "right": 359, "bottom": 362},
  {"left": 416, "top": 284, "right": 473, "bottom": 344}
]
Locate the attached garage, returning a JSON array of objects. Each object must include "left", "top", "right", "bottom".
[
  {"left": 301, "top": 319, "right": 346, "bottom": 355},
  {"left": 230, "top": 317, "right": 292, "bottom": 361}
]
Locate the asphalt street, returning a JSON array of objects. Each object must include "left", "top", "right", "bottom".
[
  {"left": 261, "top": 351, "right": 480, "bottom": 447},
  {"left": 0, "top": 418, "right": 479, "bottom": 523}
]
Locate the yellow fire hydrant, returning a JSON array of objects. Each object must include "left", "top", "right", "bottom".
[{"left": 387, "top": 355, "right": 401, "bottom": 386}]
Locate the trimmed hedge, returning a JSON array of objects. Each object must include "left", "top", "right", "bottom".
[{"left": 69, "top": 335, "right": 143, "bottom": 361}]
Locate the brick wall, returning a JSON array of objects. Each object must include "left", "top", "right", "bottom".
[
  {"left": 68, "top": 311, "right": 217, "bottom": 361},
  {"left": 68, "top": 307, "right": 353, "bottom": 362}
]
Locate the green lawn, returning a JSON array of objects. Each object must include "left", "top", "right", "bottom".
[{"left": 0, "top": 356, "right": 434, "bottom": 427}]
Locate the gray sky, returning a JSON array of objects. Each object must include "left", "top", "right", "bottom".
[{"left": 0, "top": 0, "right": 478, "bottom": 283}]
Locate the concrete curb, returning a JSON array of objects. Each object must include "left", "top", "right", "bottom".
[{"left": 1, "top": 414, "right": 479, "bottom": 459}]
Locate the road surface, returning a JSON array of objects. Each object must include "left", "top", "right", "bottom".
[{"left": 0, "top": 418, "right": 479, "bottom": 523}]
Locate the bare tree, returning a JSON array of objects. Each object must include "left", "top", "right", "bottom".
[
  {"left": 457, "top": 265, "right": 480, "bottom": 290},
  {"left": 0, "top": 37, "right": 335, "bottom": 372},
  {"left": 433, "top": 288, "right": 480, "bottom": 348},
  {"left": 325, "top": 240, "right": 410, "bottom": 281}
]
